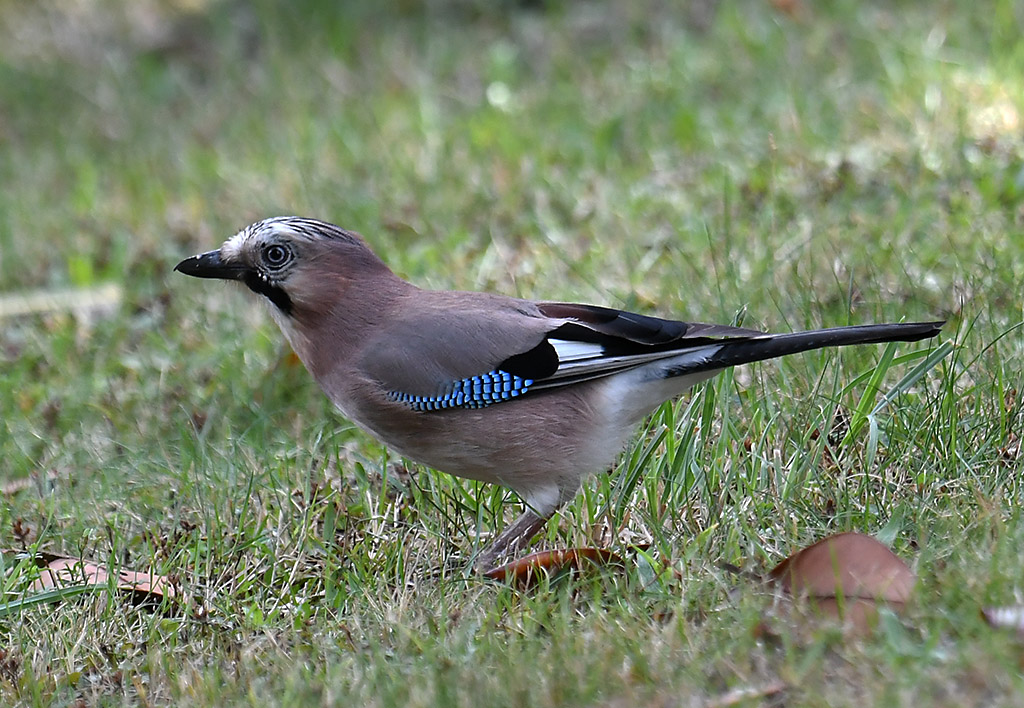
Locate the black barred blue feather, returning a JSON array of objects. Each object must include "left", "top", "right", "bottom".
[{"left": 389, "top": 370, "right": 534, "bottom": 411}]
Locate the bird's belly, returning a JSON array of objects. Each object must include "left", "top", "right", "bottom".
[{"left": 339, "top": 381, "right": 628, "bottom": 496}]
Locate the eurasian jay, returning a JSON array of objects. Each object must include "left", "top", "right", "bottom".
[{"left": 175, "top": 216, "right": 943, "bottom": 569}]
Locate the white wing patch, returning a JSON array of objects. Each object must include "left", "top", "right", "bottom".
[
  {"left": 549, "top": 338, "right": 605, "bottom": 363},
  {"left": 529, "top": 334, "right": 729, "bottom": 391}
]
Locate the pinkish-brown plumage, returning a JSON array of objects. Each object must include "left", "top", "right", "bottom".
[{"left": 176, "top": 216, "right": 944, "bottom": 569}]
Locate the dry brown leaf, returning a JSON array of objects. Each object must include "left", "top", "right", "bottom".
[
  {"left": 770, "top": 532, "right": 914, "bottom": 601},
  {"left": 483, "top": 547, "right": 623, "bottom": 588},
  {"left": 24, "top": 553, "right": 176, "bottom": 603},
  {"left": 982, "top": 606, "right": 1024, "bottom": 637},
  {"left": 768, "top": 532, "right": 914, "bottom": 631}
]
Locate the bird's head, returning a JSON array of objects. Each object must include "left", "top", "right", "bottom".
[{"left": 174, "top": 216, "right": 397, "bottom": 320}]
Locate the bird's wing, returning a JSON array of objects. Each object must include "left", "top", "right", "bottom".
[
  {"left": 362, "top": 295, "right": 763, "bottom": 411},
  {"left": 526, "top": 302, "right": 765, "bottom": 388}
]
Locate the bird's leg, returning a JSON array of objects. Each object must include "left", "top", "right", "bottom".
[
  {"left": 475, "top": 508, "right": 551, "bottom": 572},
  {"left": 473, "top": 485, "right": 564, "bottom": 572}
]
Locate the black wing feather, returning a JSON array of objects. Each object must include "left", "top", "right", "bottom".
[
  {"left": 502, "top": 303, "right": 943, "bottom": 393},
  {"left": 497, "top": 302, "right": 765, "bottom": 385}
]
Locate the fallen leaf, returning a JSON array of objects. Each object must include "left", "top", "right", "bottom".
[
  {"left": 6, "top": 551, "right": 177, "bottom": 607},
  {"left": 768, "top": 532, "right": 914, "bottom": 631},
  {"left": 483, "top": 547, "right": 623, "bottom": 587},
  {"left": 982, "top": 606, "right": 1024, "bottom": 637},
  {"left": 769, "top": 532, "right": 913, "bottom": 600},
  {"left": 32, "top": 557, "right": 175, "bottom": 600}
]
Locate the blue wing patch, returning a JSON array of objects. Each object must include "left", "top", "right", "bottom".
[{"left": 388, "top": 370, "right": 533, "bottom": 411}]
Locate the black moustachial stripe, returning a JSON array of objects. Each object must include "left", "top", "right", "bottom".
[{"left": 244, "top": 271, "right": 293, "bottom": 315}]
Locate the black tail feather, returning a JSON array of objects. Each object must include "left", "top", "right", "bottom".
[{"left": 665, "top": 321, "right": 945, "bottom": 377}]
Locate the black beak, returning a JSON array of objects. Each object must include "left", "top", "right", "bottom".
[{"left": 174, "top": 250, "right": 248, "bottom": 281}]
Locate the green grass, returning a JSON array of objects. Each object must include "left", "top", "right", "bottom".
[{"left": 1, "top": 0, "right": 1023, "bottom": 705}]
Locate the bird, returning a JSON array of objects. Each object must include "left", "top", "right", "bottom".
[{"left": 175, "top": 216, "right": 944, "bottom": 570}]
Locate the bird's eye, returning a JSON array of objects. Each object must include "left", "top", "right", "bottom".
[{"left": 263, "top": 244, "right": 291, "bottom": 268}]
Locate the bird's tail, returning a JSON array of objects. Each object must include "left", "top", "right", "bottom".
[{"left": 664, "top": 321, "right": 945, "bottom": 378}]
